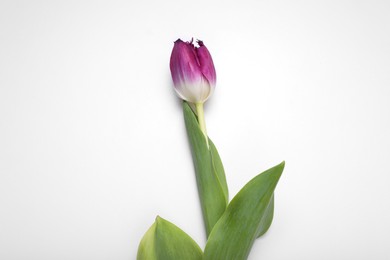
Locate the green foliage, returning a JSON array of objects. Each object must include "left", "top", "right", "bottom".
[
  {"left": 137, "top": 216, "right": 203, "bottom": 260},
  {"left": 183, "top": 102, "right": 229, "bottom": 237},
  {"left": 257, "top": 193, "right": 274, "bottom": 238},
  {"left": 204, "top": 162, "right": 285, "bottom": 260},
  {"left": 137, "top": 102, "right": 285, "bottom": 260}
]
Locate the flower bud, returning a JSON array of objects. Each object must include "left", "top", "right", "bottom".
[{"left": 170, "top": 39, "right": 216, "bottom": 104}]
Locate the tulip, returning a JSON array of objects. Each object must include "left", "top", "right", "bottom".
[
  {"left": 170, "top": 38, "right": 216, "bottom": 145},
  {"left": 170, "top": 38, "right": 216, "bottom": 104}
]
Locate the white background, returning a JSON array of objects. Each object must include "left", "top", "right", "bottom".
[{"left": 1, "top": 0, "right": 390, "bottom": 259}]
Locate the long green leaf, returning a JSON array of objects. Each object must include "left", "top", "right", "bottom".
[
  {"left": 183, "top": 101, "right": 228, "bottom": 237},
  {"left": 204, "top": 162, "right": 285, "bottom": 260},
  {"left": 256, "top": 193, "right": 274, "bottom": 238},
  {"left": 137, "top": 216, "right": 203, "bottom": 260},
  {"left": 209, "top": 138, "right": 228, "bottom": 203}
]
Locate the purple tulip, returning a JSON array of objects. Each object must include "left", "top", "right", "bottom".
[{"left": 170, "top": 39, "right": 216, "bottom": 104}]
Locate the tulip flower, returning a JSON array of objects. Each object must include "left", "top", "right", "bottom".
[
  {"left": 137, "top": 38, "right": 286, "bottom": 259},
  {"left": 170, "top": 38, "right": 216, "bottom": 104},
  {"left": 170, "top": 38, "right": 216, "bottom": 145}
]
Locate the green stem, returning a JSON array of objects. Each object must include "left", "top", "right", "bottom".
[{"left": 195, "top": 102, "right": 209, "bottom": 148}]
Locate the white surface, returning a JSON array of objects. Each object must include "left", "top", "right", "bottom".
[{"left": 1, "top": 0, "right": 390, "bottom": 259}]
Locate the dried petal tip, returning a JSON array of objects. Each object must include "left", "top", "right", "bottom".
[{"left": 169, "top": 38, "right": 216, "bottom": 104}]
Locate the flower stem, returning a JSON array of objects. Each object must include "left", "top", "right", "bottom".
[{"left": 195, "top": 102, "right": 209, "bottom": 148}]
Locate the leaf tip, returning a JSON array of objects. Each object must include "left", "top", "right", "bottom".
[
  {"left": 155, "top": 215, "right": 164, "bottom": 226},
  {"left": 280, "top": 160, "right": 286, "bottom": 169}
]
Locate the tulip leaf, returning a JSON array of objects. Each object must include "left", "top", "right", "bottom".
[
  {"left": 137, "top": 216, "right": 203, "bottom": 260},
  {"left": 256, "top": 193, "right": 274, "bottom": 238},
  {"left": 204, "top": 162, "right": 285, "bottom": 260},
  {"left": 209, "top": 138, "right": 229, "bottom": 203},
  {"left": 183, "top": 101, "right": 228, "bottom": 237}
]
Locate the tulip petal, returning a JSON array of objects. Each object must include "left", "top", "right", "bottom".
[
  {"left": 170, "top": 39, "right": 203, "bottom": 88},
  {"left": 196, "top": 40, "right": 216, "bottom": 86}
]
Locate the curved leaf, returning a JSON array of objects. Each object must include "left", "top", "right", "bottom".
[
  {"left": 204, "top": 162, "right": 285, "bottom": 260},
  {"left": 183, "top": 102, "right": 228, "bottom": 237},
  {"left": 209, "top": 138, "right": 228, "bottom": 203},
  {"left": 137, "top": 216, "right": 203, "bottom": 260},
  {"left": 256, "top": 193, "right": 274, "bottom": 238}
]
